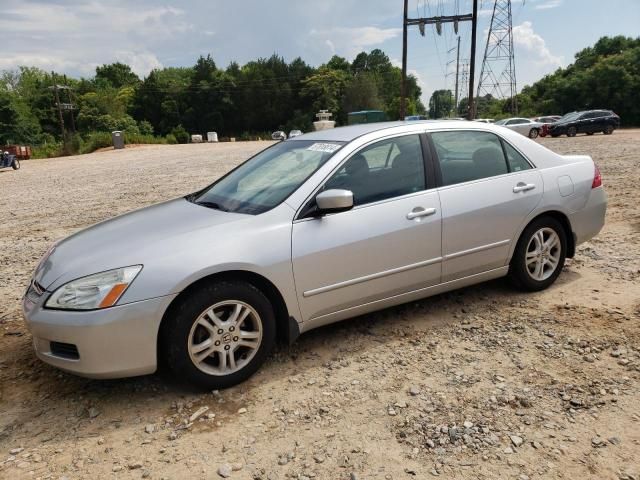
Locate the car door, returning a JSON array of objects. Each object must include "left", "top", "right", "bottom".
[
  {"left": 429, "top": 130, "right": 543, "bottom": 282},
  {"left": 576, "top": 112, "right": 592, "bottom": 133},
  {"left": 291, "top": 133, "right": 442, "bottom": 323}
]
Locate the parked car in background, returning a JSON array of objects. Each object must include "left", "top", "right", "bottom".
[
  {"left": 533, "top": 116, "right": 562, "bottom": 137},
  {"left": 547, "top": 110, "right": 620, "bottom": 137},
  {"left": 494, "top": 118, "right": 543, "bottom": 139},
  {"left": 289, "top": 130, "right": 303, "bottom": 138},
  {"left": 271, "top": 131, "right": 287, "bottom": 141},
  {"left": 405, "top": 115, "right": 428, "bottom": 121},
  {"left": 474, "top": 118, "right": 495, "bottom": 124},
  {"left": 23, "top": 120, "right": 607, "bottom": 389}
]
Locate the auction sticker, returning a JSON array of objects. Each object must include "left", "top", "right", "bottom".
[{"left": 307, "top": 143, "right": 341, "bottom": 153}]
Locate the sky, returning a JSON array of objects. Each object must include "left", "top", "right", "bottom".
[{"left": 0, "top": 0, "right": 639, "bottom": 105}]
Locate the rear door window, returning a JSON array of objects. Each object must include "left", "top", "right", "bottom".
[{"left": 431, "top": 131, "right": 509, "bottom": 186}]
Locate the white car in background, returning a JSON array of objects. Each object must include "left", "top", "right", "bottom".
[{"left": 495, "top": 118, "right": 543, "bottom": 139}]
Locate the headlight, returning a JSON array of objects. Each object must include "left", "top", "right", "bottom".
[{"left": 45, "top": 266, "right": 142, "bottom": 310}]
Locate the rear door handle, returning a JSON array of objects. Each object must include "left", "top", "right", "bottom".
[
  {"left": 513, "top": 183, "right": 536, "bottom": 193},
  {"left": 407, "top": 207, "right": 437, "bottom": 220}
]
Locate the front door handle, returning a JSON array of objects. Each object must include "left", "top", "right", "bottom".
[
  {"left": 407, "top": 207, "right": 437, "bottom": 220},
  {"left": 513, "top": 182, "right": 536, "bottom": 193}
]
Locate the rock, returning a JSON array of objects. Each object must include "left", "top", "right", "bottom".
[
  {"left": 409, "top": 386, "right": 421, "bottom": 396},
  {"left": 9, "top": 448, "right": 23, "bottom": 455},
  {"left": 237, "top": 408, "right": 247, "bottom": 414},
  {"left": 278, "top": 456, "right": 289, "bottom": 466},
  {"left": 231, "top": 463, "right": 243, "bottom": 471},
  {"left": 591, "top": 437, "right": 605, "bottom": 448},
  {"left": 394, "top": 401, "right": 408, "bottom": 409},
  {"left": 510, "top": 435, "right": 524, "bottom": 448},
  {"left": 608, "top": 437, "right": 621, "bottom": 445},
  {"left": 189, "top": 406, "right": 209, "bottom": 422},
  {"left": 144, "top": 424, "right": 155, "bottom": 434},
  {"left": 128, "top": 462, "right": 143, "bottom": 470},
  {"left": 313, "top": 454, "right": 325, "bottom": 463},
  {"left": 112, "top": 465, "right": 123, "bottom": 472},
  {"left": 503, "top": 447, "right": 514, "bottom": 454},
  {"left": 463, "top": 421, "right": 473, "bottom": 429},
  {"left": 387, "top": 408, "right": 397, "bottom": 416},
  {"left": 88, "top": 407, "right": 100, "bottom": 419},
  {"left": 618, "top": 359, "right": 630, "bottom": 366},
  {"left": 217, "top": 464, "right": 232, "bottom": 478}
]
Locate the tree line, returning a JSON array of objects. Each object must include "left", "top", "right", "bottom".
[
  {"left": 428, "top": 36, "right": 640, "bottom": 124},
  {"left": 0, "top": 49, "right": 424, "bottom": 155}
]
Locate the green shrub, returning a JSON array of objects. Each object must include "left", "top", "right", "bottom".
[
  {"left": 171, "top": 124, "right": 190, "bottom": 144},
  {"left": 31, "top": 142, "right": 63, "bottom": 159},
  {"left": 80, "top": 132, "right": 113, "bottom": 154},
  {"left": 165, "top": 133, "right": 177, "bottom": 144},
  {"left": 138, "top": 120, "right": 154, "bottom": 135}
]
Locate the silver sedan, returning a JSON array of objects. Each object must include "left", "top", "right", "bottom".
[
  {"left": 23, "top": 121, "right": 607, "bottom": 389},
  {"left": 494, "top": 117, "right": 544, "bottom": 139}
]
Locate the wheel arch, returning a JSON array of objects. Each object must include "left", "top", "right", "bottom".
[
  {"left": 158, "top": 270, "right": 298, "bottom": 364},
  {"left": 514, "top": 210, "right": 575, "bottom": 259}
]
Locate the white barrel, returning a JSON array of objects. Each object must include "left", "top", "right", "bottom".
[{"left": 207, "top": 132, "right": 218, "bottom": 142}]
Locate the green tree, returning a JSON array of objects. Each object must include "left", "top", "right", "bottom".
[
  {"left": 95, "top": 63, "right": 140, "bottom": 89},
  {"left": 428, "top": 89, "right": 454, "bottom": 118}
]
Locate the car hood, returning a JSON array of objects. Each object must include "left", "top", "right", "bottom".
[{"left": 34, "top": 198, "right": 249, "bottom": 290}]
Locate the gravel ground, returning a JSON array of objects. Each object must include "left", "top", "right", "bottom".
[{"left": 0, "top": 132, "right": 638, "bottom": 480}]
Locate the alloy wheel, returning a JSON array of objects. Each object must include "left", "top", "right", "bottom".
[
  {"left": 525, "top": 228, "right": 562, "bottom": 281},
  {"left": 188, "top": 300, "right": 263, "bottom": 376}
]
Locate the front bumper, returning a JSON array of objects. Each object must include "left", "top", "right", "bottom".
[{"left": 22, "top": 287, "right": 177, "bottom": 379}]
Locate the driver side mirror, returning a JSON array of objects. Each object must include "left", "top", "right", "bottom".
[{"left": 315, "top": 189, "right": 354, "bottom": 215}]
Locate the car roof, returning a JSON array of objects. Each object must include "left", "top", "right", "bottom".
[{"left": 291, "top": 120, "right": 478, "bottom": 142}]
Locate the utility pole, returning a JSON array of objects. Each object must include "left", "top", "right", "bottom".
[
  {"left": 50, "top": 73, "right": 66, "bottom": 149},
  {"left": 454, "top": 35, "right": 461, "bottom": 116},
  {"left": 400, "top": 0, "right": 409, "bottom": 119},
  {"left": 400, "top": 0, "right": 477, "bottom": 119},
  {"left": 468, "top": 0, "right": 478, "bottom": 120}
]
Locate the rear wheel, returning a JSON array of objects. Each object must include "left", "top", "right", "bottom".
[
  {"left": 567, "top": 126, "right": 577, "bottom": 137},
  {"left": 603, "top": 125, "right": 614, "bottom": 135},
  {"left": 162, "top": 281, "right": 276, "bottom": 390},
  {"left": 528, "top": 128, "right": 539, "bottom": 139},
  {"left": 11, "top": 159, "right": 20, "bottom": 170},
  {"left": 509, "top": 216, "right": 567, "bottom": 291}
]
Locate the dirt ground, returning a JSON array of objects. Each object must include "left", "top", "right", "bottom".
[{"left": 0, "top": 131, "right": 638, "bottom": 480}]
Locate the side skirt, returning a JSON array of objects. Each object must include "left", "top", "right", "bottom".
[{"left": 298, "top": 266, "right": 509, "bottom": 334}]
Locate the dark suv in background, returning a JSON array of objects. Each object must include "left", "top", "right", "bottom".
[{"left": 548, "top": 110, "right": 620, "bottom": 137}]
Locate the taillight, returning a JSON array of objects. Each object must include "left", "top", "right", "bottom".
[{"left": 592, "top": 163, "right": 602, "bottom": 189}]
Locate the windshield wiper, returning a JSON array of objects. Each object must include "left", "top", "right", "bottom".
[{"left": 195, "top": 201, "right": 228, "bottom": 212}]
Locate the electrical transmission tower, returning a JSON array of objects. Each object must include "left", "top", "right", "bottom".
[{"left": 477, "top": 0, "right": 518, "bottom": 114}]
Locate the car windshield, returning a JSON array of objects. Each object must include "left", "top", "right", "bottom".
[
  {"left": 191, "top": 140, "right": 344, "bottom": 215},
  {"left": 559, "top": 112, "right": 580, "bottom": 122},
  {"left": 494, "top": 119, "right": 508, "bottom": 125}
]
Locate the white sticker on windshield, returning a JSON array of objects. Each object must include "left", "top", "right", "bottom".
[{"left": 307, "top": 143, "right": 341, "bottom": 153}]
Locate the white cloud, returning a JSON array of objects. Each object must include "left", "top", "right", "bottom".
[
  {"left": 310, "top": 26, "right": 402, "bottom": 59},
  {"left": 513, "top": 21, "right": 563, "bottom": 68}
]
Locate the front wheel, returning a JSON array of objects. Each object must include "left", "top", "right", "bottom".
[
  {"left": 603, "top": 125, "right": 614, "bottom": 135},
  {"left": 528, "top": 128, "right": 539, "bottom": 139},
  {"left": 567, "top": 126, "right": 577, "bottom": 137},
  {"left": 509, "top": 217, "right": 567, "bottom": 291},
  {"left": 11, "top": 159, "right": 20, "bottom": 170},
  {"left": 162, "top": 281, "right": 276, "bottom": 390}
]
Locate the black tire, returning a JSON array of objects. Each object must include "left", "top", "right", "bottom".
[
  {"left": 528, "top": 128, "right": 539, "bottom": 139},
  {"left": 603, "top": 125, "right": 614, "bottom": 135},
  {"left": 586, "top": 132, "right": 594, "bottom": 136},
  {"left": 162, "top": 280, "right": 276, "bottom": 390},
  {"left": 509, "top": 216, "right": 567, "bottom": 292},
  {"left": 11, "top": 159, "right": 20, "bottom": 170},
  {"left": 567, "top": 126, "right": 577, "bottom": 137}
]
